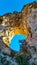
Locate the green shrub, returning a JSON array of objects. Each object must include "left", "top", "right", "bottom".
[{"left": 16, "top": 54, "right": 29, "bottom": 65}]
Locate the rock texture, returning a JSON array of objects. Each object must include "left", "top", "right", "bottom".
[{"left": 0, "top": 1, "right": 37, "bottom": 65}]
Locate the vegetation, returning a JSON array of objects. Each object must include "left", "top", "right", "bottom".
[{"left": 16, "top": 54, "right": 29, "bottom": 65}]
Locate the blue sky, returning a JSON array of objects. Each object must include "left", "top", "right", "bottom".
[
  {"left": 0, "top": 0, "right": 37, "bottom": 16},
  {"left": 10, "top": 34, "right": 27, "bottom": 52}
]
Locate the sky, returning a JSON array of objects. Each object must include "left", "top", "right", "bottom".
[
  {"left": 10, "top": 34, "right": 27, "bottom": 52},
  {"left": 0, "top": 0, "right": 37, "bottom": 16}
]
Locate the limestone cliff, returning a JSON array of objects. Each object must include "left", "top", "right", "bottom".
[
  {"left": 0, "top": 1, "right": 37, "bottom": 46},
  {"left": 0, "top": 1, "right": 37, "bottom": 65}
]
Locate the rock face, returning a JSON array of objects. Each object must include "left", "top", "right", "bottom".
[
  {"left": 0, "top": 1, "right": 37, "bottom": 65},
  {"left": 0, "top": 53, "right": 18, "bottom": 65}
]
